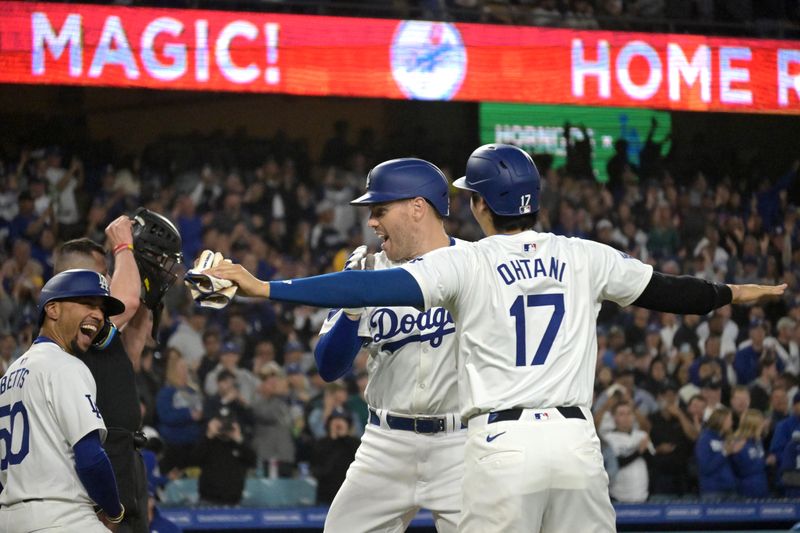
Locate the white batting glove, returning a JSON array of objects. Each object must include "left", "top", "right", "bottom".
[
  {"left": 342, "top": 245, "right": 374, "bottom": 318},
  {"left": 184, "top": 249, "right": 239, "bottom": 309}
]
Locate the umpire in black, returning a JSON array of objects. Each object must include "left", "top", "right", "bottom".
[{"left": 54, "top": 208, "right": 183, "bottom": 533}]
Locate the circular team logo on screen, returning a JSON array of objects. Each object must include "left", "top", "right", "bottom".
[{"left": 390, "top": 21, "right": 467, "bottom": 101}]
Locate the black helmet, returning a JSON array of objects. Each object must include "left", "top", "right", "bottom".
[{"left": 131, "top": 208, "right": 183, "bottom": 310}]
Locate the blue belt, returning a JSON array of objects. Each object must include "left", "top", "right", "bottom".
[{"left": 369, "top": 408, "right": 448, "bottom": 434}]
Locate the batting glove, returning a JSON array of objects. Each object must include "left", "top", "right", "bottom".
[{"left": 342, "top": 245, "right": 374, "bottom": 318}]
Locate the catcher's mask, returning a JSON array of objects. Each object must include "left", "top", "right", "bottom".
[{"left": 131, "top": 208, "right": 183, "bottom": 331}]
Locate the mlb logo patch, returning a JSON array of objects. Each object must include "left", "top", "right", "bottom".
[
  {"left": 523, "top": 243, "right": 537, "bottom": 252},
  {"left": 533, "top": 412, "right": 549, "bottom": 421}
]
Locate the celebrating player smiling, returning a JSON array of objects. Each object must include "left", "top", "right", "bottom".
[
  {"left": 0, "top": 269, "right": 126, "bottom": 532},
  {"left": 315, "top": 158, "right": 466, "bottom": 532},
  {"left": 205, "top": 144, "right": 785, "bottom": 532}
]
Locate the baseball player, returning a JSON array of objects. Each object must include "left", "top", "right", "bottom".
[
  {"left": 0, "top": 269, "right": 126, "bottom": 532},
  {"left": 206, "top": 144, "right": 785, "bottom": 532},
  {"left": 315, "top": 158, "right": 465, "bottom": 532}
]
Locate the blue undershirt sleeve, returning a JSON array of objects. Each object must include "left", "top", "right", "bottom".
[
  {"left": 270, "top": 269, "right": 424, "bottom": 309},
  {"left": 315, "top": 315, "right": 363, "bottom": 382},
  {"left": 73, "top": 430, "right": 123, "bottom": 519}
]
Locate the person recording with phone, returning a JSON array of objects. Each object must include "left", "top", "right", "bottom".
[{"left": 191, "top": 415, "right": 256, "bottom": 505}]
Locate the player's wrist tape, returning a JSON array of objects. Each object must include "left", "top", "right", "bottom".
[
  {"left": 107, "top": 503, "right": 125, "bottom": 524},
  {"left": 113, "top": 243, "right": 134, "bottom": 256}
]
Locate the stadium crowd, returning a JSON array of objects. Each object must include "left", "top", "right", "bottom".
[{"left": 0, "top": 117, "right": 799, "bottom": 505}]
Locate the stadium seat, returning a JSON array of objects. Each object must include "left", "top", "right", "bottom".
[
  {"left": 241, "top": 478, "right": 318, "bottom": 507},
  {"left": 162, "top": 478, "right": 200, "bottom": 506}
]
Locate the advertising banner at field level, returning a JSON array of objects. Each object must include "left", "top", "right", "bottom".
[{"left": 0, "top": 1, "right": 799, "bottom": 113}]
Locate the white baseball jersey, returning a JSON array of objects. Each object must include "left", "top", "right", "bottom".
[
  {"left": 402, "top": 230, "right": 653, "bottom": 420},
  {"left": 0, "top": 339, "right": 107, "bottom": 507},
  {"left": 320, "top": 240, "right": 466, "bottom": 415}
]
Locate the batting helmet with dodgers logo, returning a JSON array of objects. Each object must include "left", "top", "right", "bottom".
[
  {"left": 453, "top": 144, "right": 541, "bottom": 216},
  {"left": 350, "top": 158, "right": 450, "bottom": 217},
  {"left": 37, "top": 269, "right": 126, "bottom": 326}
]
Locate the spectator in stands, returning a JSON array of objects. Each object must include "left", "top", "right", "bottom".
[
  {"left": 700, "top": 378, "right": 725, "bottom": 421},
  {"left": 156, "top": 350, "right": 204, "bottom": 472},
  {"left": 690, "top": 335, "right": 730, "bottom": 387},
  {"left": 673, "top": 314, "right": 702, "bottom": 359},
  {"left": 308, "top": 381, "right": 361, "bottom": 439},
  {"left": 686, "top": 394, "right": 707, "bottom": 438},
  {"left": 192, "top": 416, "right": 257, "bottom": 505},
  {"left": 310, "top": 409, "right": 360, "bottom": 505},
  {"left": 730, "top": 385, "right": 751, "bottom": 430},
  {"left": 648, "top": 383, "right": 697, "bottom": 496},
  {"left": 750, "top": 357, "right": 779, "bottom": 412},
  {"left": 167, "top": 309, "right": 209, "bottom": 371},
  {"left": 252, "top": 364, "right": 296, "bottom": 478},
  {"left": 204, "top": 370, "right": 254, "bottom": 437},
  {"left": 735, "top": 320, "right": 775, "bottom": 386},
  {"left": 766, "top": 317, "right": 799, "bottom": 376},
  {"left": 196, "top": 330, "right": 222, "bottom": 389},
  {"left": 730, "top": 409, "right": 770, "bottom": 498},
  {"left": 778, "top": 431, "right": 800, "bottom": 497},
  {"left": 204, "top": 342, "right": 260, "bottom": 405},
  {"left": 605, "top": 401, "right": 652, "bottom": 502},
  {"left": 696, "top": 407, "right": 739, "bottom": 500},
  {"left": 769, "top": 392, "right": 800, "bottom": 473}
]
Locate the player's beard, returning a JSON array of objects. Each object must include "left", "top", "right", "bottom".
[{"left": 70, "top": 337, "right": 89, "bottom": 356}]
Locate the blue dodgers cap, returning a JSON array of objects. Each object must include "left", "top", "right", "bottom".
[
  {"left": 351, "top": 158, "right": 450, "bottom": 217},
  {"left": 37, "top": 269, "right": 125, "bottom": 325}
]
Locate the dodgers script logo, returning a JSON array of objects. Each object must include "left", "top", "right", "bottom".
[
  {"left": 369, "top": 307, "right": 455, "bottom": 352},
  {"left": 390, "top": 21, "right": 467, "bottom": 101}
]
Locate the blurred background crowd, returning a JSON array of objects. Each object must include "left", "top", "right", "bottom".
[{"left": 0, "top": 113, "right": 799, "bottom": 505}]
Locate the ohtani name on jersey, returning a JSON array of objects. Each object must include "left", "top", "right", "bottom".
[
  {"left": 369, "top": 307, "right": 455, "bottom": 352},
  {"left": 0, "top": 368, "right": 29, "bottom": 395},
  {"left": 497, "top": 257, "right": 566, "bottom": 285}
]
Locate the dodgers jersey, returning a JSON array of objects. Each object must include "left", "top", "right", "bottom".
[
  {"left": 0, "top": 339, "right": 107, "bottom": 506},
  {"left": 402, "top": 231, "right": 653, "bottom": 420},
  {"left": 320, "top": 241, "right": 467, "bottom": 415}
]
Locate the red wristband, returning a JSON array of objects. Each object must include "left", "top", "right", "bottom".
[{"left": 113, "top": 243, "right": 133, "bottom": 255}]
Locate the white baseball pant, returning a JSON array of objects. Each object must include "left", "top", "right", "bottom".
[
  {"left": 0, "top": 499, "right": 112, "bottom": 532},
  {"left": 324, "top": 419, "right": 465, "bottom": 532},
  {"left": 460, "top": 407, "right": 616, "bottom": 533}
]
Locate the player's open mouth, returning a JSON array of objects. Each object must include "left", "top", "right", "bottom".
[
  {"left": 79, "top": 322, "right": 99, "bottom": 340},
  {"left": 378, "top": 233, "right": 389, "bottom": 248}
]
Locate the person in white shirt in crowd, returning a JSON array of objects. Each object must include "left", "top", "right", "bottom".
[
  {"left": 765, "top": 317, "right": 799, "bottom": 376},
  {"left": 603, "top": 401, "right": 652, "bottom": 502},
  {"left": 167, "top": 310, "right": 208, "bottom": 372}
]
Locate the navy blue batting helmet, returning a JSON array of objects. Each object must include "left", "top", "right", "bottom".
[
  {"left": 38, "top": 269, "right": 125, "bottom": 325},
  {"left": 453, "top": 144, "right": 541, "bottom": 216},
  {"left": 350, "top": 158, "right": 450, "bottom": 217}
]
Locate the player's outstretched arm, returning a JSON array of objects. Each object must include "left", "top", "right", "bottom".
[
  {"left": 633, "top": 272, "right": 786, "bottom": 315},
  {"left": 207, "top": 264, "right": 424, "bottom": 309},
  {"left": 728, "top": 283, "right": 788, "bottom": 304}
]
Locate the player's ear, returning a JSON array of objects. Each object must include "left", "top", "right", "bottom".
[
  {"left": 45, "top": 301, "right": 60, "bottom": 321},
  {"left": 410, "top": 197, "right": 427, "bottom": 221}
]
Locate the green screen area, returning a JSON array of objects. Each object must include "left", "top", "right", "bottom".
[{"left": 480, "top": 103, "right": 672, "bottom": 183}]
